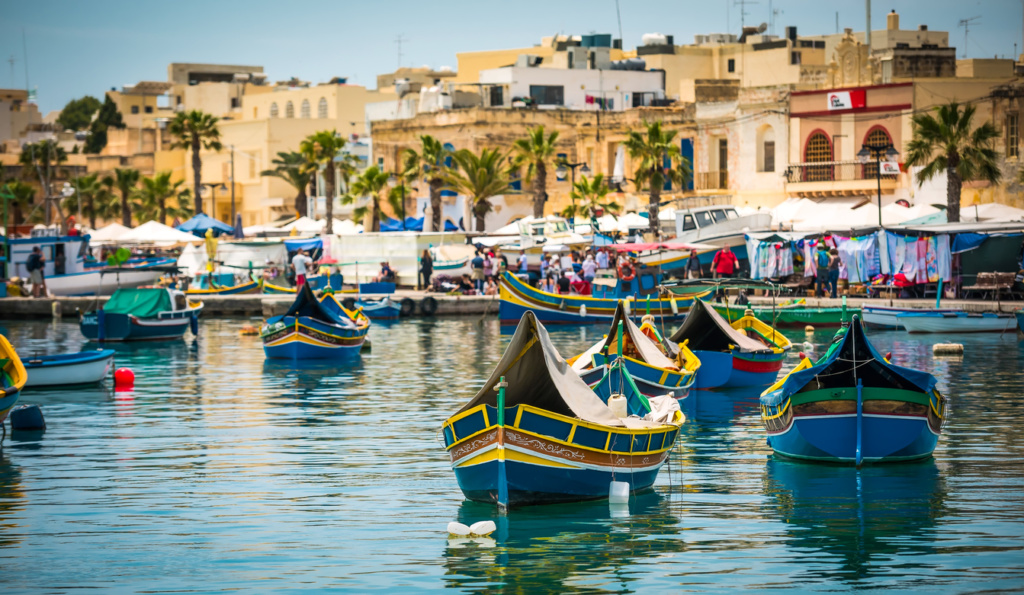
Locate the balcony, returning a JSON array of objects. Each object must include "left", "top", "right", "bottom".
[
  {"left": 696, "top": 170, "right": 728, "bottom": 191},
  {"left": 784, "top": 161, "right": 900, "bottom": 197}
]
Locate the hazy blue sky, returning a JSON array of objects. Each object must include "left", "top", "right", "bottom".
[{"left": 3, "top": 0, "right": 1021, "bottom": 114}]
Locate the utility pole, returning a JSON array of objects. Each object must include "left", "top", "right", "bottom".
[{"left": 230, "top": 145, "right": 236, "bottom": 228}]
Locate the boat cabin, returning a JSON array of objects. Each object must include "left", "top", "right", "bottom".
[
  {"left": 667, "top": 205, "right": 773, "bottom": 243},
  {"left": 6, "top": 234, "right": 91, "bottom": 279}
]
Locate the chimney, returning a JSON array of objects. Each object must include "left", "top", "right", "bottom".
[
  {"left": 887, "top": 9, "right": 899, "bottom": 31},
  {"left": 786, "top": 26, "right": 797, "bottom": 44}
]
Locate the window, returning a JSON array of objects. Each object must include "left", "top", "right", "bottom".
[
  {"left": 318, "top": 98, "right": 328, "bottom": 118},
  {"left": 144, "top": 105, "right": 153, "bottom": 114},
  {"left": 790, "top": 51, "right": 801, "bottom": 65},
  {"left": 1008, "top": 113, "right": 1019, "bottom": 158},
  {"left": 131, "top": 105, "right": 139, "bottom": 114},
  {"left": 727, "top": 59, "right": 735, "bottom": 73},
  {"left": 230, "top": 97, "right": 240, "bottom": 109},
  {"left": 681, "top": 214, "right": 696, "bottom": 231},
  {"left": 285, "top": 101, "right": 294, "bottom": 118},
  {"left": 763, "top": 141, "right": 775, "bottom": 172},
  {"left": 695, "top": 211, "right": 713, "bottom": 227},
  {"left": 758, "top": 125, "right": 776, "bottom": 172},
  {"left": 804, "top": 131, "right": 834, "bottom": 181},
  {"left": 529, "top": 85, "right": 564, "bottom": 106},
  {"left": 489, "top": 86, "right": 504, "bottom": 107},
  {"left": 862, "top": 127, "right": 895, "bottom": 179},
  {"left": 725, "top": 209, "right": 738, "bottom": 219},
  {"left": 269, "top": 103, "right": 278, "bottom": 118},
  {"left": 710, "top": 210, "right": 727, "bottom": 223},
  {"left": 300, "top": 99, "right": 310, "bottom": 119}
]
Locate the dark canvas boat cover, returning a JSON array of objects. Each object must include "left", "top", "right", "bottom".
[
  {"left": 668, "top": 299, "right": 771, "bottom": 353},
  {"left": 761, "top": 315, "right": 937, "bottom": 407},
  {"left": 457, "top": 311, "right": 662, "bottom": 428},
  {"left": 103, "top": 288, "right": 172, "bottom": 317},
  {"left": 285, "top": 284, "right": 352, "bottom": 327}
]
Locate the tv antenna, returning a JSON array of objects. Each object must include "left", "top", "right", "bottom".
[
  {"left": 395, "top": 34, "right": 408, "bottom": 69},
  {"left": 734, "top": 0, "right": 759, "bottom": 30},
  {"left": 958, "top": 16, "right": 981, "bottom": 59},
  {"left": 7, "top": 55, "right": 14, "bottom": 87}
]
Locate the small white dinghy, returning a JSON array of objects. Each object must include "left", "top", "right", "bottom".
[
  {"left": 23, "top": 349, "right": 115, "bottom": 387},
  {"left": 897, "top": 311, "right": 1017, "bottom": 334}
]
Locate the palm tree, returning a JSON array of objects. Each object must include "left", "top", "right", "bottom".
[
  {"left": 300, "top": 130, "right": 347, "bottom": 234},
  {"left": 261, "top": 151, "right": 312, "bottom": 217},
  {"left": 102, "top": 168, "right": 140, "bottom": 226},
  {"left": 168, "top": 110, "right": 222, "bottom": 215},
  {"left": 402, "top": 135, "right": 451, "bottom": 232},
  {"left": 133, "top": 171, "right": 192, "bottom": 224},
  {"left": 512, "top": 126, "right": 560, "bottom": 218},
  {"left": 444, "top": 148, "right": 510, "bottom": 232},
  {"left": 346, "top": 166, "right": 397, "bottom": 232},
  {"left": 624, "top": 121, "right": 692, "bottom": 237},
  {"left": 2, "top": 180, "right": 37, "bottom": 226},
  {"left": 560, "top": 173, "right": 623, "bottom": 223},
  {"left": 18, "top": 140, "right": 68, "bottom": 226},
  {"left": 62, "top": 174, "right": 114, "bottom": 230},
  {"left": 905, "top": 102, "right": 1001, "bottom": 223}
]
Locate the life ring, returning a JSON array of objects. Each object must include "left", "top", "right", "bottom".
[
  {"left": 420, "top": 296, "right": 438, "bottom": 316},
  {"left": 400, "top": 297, "right": 416, "bottom": 317},
  {"left": 342, "top": 297, "right": 357, "bottom": 310},
  {"left": 618, "top": 263, "right": 635, "bottom": 281}
]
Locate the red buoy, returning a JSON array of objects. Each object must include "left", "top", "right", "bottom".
[
  {"left": 114, "top": 367, "right": 135, "bottom": 388},
  {"left": 798, "top": 352, "right": 807, "bottom": 360}
]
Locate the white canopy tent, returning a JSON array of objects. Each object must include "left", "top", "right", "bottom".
[
  {"left": 118, "top": 221, "right": 204, "bottom": 246},
  {"left": 177, "top": 240, "right": 290, "bottom": 278},
  {"left": 88, "top": 222, "right": 132, "bottom": 243}
]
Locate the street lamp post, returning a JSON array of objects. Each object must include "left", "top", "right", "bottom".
[
  {"left": 555, "top": 160, "right": 591, "bottom": 227},
  {"left": 201, "top": 183, "right": 227, "bottom": 221},
  {"left": 857, "top": 142, "right": 900, "bottom": 228}
]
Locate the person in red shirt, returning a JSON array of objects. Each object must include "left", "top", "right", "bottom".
[{"left": 711, "top": 246, "right": 739, "bottom": 302}]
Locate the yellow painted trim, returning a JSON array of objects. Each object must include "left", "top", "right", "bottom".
[
  {"left": 0, "top": 335, "right": 28, "bottom": 396},
  {"left": 762, "top": 356, "right": 813, "bottom": 396}
]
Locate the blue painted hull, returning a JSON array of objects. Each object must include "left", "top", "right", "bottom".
[
  {"left": 261, "top": 315, "right": 367, "bottom": 360},
  {"left": 581, "top": 357, "right": 693, "bottom": 402},
  {"left": 693, "top": 351, "right": 733, "bottom": 389},
  {"left": 1016, "top": 311, "right": 1024, "bottom": 333},
  {"left": 723, "top": 352, "right": 785, "bottom": 388},
  {"left": 358, "top": 301, "right": 401, "bottom": 320},
  {"left": 768, "top": 414, "right": 939, "bottom": 463}
]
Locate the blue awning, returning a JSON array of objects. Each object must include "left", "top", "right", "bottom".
[
  {"left": 951, "top": 232, "right": 988, "bottom": 254},
  {"left": 284, "top": 238, "right": 323, "bottom": 252}
]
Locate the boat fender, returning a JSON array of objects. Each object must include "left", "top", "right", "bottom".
[
  {"left": 933, "top": 343, "right": 964, "bottom": 356},
  {"left": 190, "top": 314, "right": 199, "bottom": 336},
  {"left": 342, "top": 297, "right": 357, "bottom": 310},
  {"left": 9, "top": 404, "right": 46, "bottom": 431},
  {"left": 446, "top": 521, "right": 496, "bottom": 537},
  {"left": 804, "top": 325, "right": 815, "bottom": 333},
  {"left": 114, "top": 367, "right": 135, "bottom": 388},
  {"left": 608, "top": 393, "right": 628, "bottom": 419},
  {"left": 579, "top": 303, "right": 587, "bottom": 317},
  {"left": 670, "top": 297, "right": 678, "bottom": 315},
  {"left": 420, "top": 296, "right": 438, "bottom": 316},
  {"left": 559, "top": 300, "right": 567, "bottom": 311},
  {"left": 399, "top": 297, "right": 416, "bottom": 317},
  {"left": 609, "top": 480, "right": 630, "bottom": 504}
]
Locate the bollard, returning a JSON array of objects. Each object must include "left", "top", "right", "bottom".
[{"left": 10, "top": 404, "right": 46, "bottom": 430}]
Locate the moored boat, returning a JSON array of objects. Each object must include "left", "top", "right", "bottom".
[
  {"left": 23, "top": 349, "right": 115, "bottom": 387},
  {"left": 261, "top": 285, "right": 370, "bottom": 359},
  {"left": 760, "top": 315, "right": 944, "bottom": 464},
  {"left": 1017, "top": 310, "right": 1024, "bottom": 333},
  {"left": 499, "top": 271, "right": 704, "bottom": 325},
  {"left": 185, "top": 277, "right": 262, "bottom": 295},
  {"left": 351, "top": 297, "right": 402, "bottom": 319},
  {"left": 81, "top": 288, "right": 203, "bottom": 341},
  {"left": 897, "top": 311, "right": 1017, "bottom": 333},
  {"left": 711, "top": 300, "right": 856, "bottom": 328},
  {"left": 262, "top": 281, "right": 296, "bottom": 294},
  {"left": 441, "top": 311, "right": 684, "bottom": 509},
  {"left": 668, "top": 300, "right": 790, "bottom": 389},
  {"left": 571, "top": 303, "right": 699, "bottom": 401},
  {"left": 0, "top": 335, "right": 28, "bottom": 432},
  {"left": 862, "top": 305, "right": 959, "bottom": 330}
]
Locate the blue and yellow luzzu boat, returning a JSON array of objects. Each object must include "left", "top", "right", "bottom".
[
  {"left": 81, "top": 288, "right": 203, "bottom": 341},
  {"left": 186, "top": 276, "right": 262, "bottom": 295},
  {"left": 667, "top": 300, "right": 790, "bottom": 389},
  {"left": 0, "top": 335, "right": 28, "bottom": 435},
  {"left": 261, "top": 285, "right": 370, "bottom": 360},
  {"left": 442, "top": 311, "right": 684, "bottom": 509},
  {"left": 760, "top": 314, "right": 944, "bottom": 465},
  {"left": 572, "top": 302, "right": 700, "bottom": 401},
  {"left": 498, "top": 271, "right": 703, "bottom": 325}
]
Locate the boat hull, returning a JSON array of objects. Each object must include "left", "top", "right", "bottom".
[
  {"left": 186, "top": 279, "right": 261, "bottom": 295},
  {"left": 358, "top": 299, "right": 401, "bottom": 320},
  {"left": 261, "top": 316, "right": 367, "bottom": 359},
  {"left": 898, "top": 313, "right": 1017, "bottom": 333},
  {"left": 23, "top": 350, "right": 115, "bottom": 387},
  {"left": 726, "top": 351, "right": 785, "bottom": 388},
  {"left": 1017, "top": 310, "right": 1024, "bottom": 333},
  {"left": 713, "top": 303, "right": 854, "bottom": 328},
  {"left": 862, "top": 306, "right": 958, "bottom": 330},
  {"left": 44, "top": 266, "right": 167, "bottom": 297},
  {"left": 81, "top": 312, "right": 196, "bottom": 341},
  {"left": 581, "top": 356, "right": 693, "bottom": 401}
]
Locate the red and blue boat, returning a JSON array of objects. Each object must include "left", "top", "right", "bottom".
[
  {"left": 261, "top": 285, "right": 370, "bottom": 360},
  {"left": 80, "top": 288, "right": 203, "bottom": 341},
  {"left": 760, "top": 314, "right": 944, "bottom": 465},
  {"left": 667, "top": 300, "right": 790, "bottom": 389}
]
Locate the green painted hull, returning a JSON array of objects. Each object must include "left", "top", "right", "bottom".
[{"left": 713, "top": 304, "right": 858, "bottom": 328}]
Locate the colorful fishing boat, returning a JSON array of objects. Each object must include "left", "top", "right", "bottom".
[
  {"left": 441, "top": 311, "right": 684, "bottom": 509},
  {"left": 262, "top": 281, "right": 296, "bottom": 294},
  {"left": 571, "top": 303, "right": 700, "bottom": 401},
  {"left": 23, "top": 349, "right": 115, "bottom": 387},
  {"left": 711, "top": 301, "right": 857, "bottom": 328},
  {"left": 668, "top": 300, "right": 790, "bottom": 389},
  {"left": 760, "top": 314, "right": 944, "bottom": 464},
  {"left": 261, "top": 284, "right": 370, "bottom": 359},
  {"left": 1017, "top": 310, "right": 1024, "bottom": 333},
  {"left": 80, "top": 288, "right": 203, "bottom": 341},
  {"left": 499, "top": 271, "right": 705, "bottom": 325},
  {"left": 897, "top": 311, "right": 1017, "bottom": 333},
  {"left": 185, "top": 277, "right": 262, "bottom": 295},
  {"left": 862, "top": 305, "right": 958, "bottom": 329},
  {"left": 0, "top": 335, "right": 27, "bottom": 436},
  {"left": 352, "top": 297, "right": 402, "bottom": 319}
]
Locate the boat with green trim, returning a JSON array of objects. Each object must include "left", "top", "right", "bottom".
[
  {"left": 80, "top": 287, "right": 203, "bottom": 341},
  {"left": 712, "top": 300, "right": 857, "bottom": 328},
  {"left": 442, "top": 311, "right": 684, "bottom": 509},
  {"left": 760, "top": 314, "right": 944, "bottom": 465},
  {"left": 185, "top": 276, "right": 262, "bottom": 295}
]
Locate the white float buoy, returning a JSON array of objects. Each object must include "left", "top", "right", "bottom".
[
  {"left": 469, "top": 520, "right": 496, "bottom": 536},
  {"left": 579, "top": 303, "right": 587, "bottom": 318},
  {"left": 609, "top": 481, "right": 630, "bottom": 504},
  {"left": 447, "top": 522, "right": 471, "bottom": 536},
  {"left": 608, "top": 394, "right": 628, "bottom": 419},
  {"left": 933, "top": 343, "right": 964, "bottom": 355}
]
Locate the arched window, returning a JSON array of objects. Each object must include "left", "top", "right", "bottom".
[
  {"left": 862, "top": 127, "right": 895, "bottom": 180},
  {"left": 285, "top": 101, "right": 294, "bottom": 118},
  {"left": 269, "top": 103, "right": 278, "bottom": 118},
  {"left": 803, "top": 131, "right": 833, "bottom": 181},
  {"left": 757, "top": 125, "right": 776, "bottom": 172},
  {"left": 300, "top": 99, "right": 311, "bottom": 119},
  {"left": 317, "top": 97, "right": 328, "bottom": 118}
]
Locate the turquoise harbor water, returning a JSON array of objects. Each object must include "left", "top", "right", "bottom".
[{"left": 0, "top": 317, "right": 1023, "bottom": 593}]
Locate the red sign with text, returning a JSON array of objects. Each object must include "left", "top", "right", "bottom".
[{"left": 826, "top": 89, "right": 867, "bottom": 111}]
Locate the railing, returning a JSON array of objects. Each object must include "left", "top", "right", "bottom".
[
  {"left": 695, "top": 170, "right": 728, "bottom": 190},
  {"left": 784, "top": 161, "right": 899, "bottom": 184}
]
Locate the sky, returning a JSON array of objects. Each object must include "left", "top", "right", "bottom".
[{"left": 3, "top": 0, "right": 1022, "bottom": 114}]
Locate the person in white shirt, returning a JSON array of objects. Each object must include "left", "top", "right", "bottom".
[
  {"left": 596, "top": 248, "right": 609, "bottom": 269},
  {"left": 291, "top": 248, "right": 313, "bottom": 287},
  {"left": 581, "top": 254, "right": 597, "bottom": 282}
]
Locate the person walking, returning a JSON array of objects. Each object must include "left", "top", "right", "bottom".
[
  {"left": 291, "top": 248, "right": 313, "bottom": 288},
  {"left": 712, "top": 246, "right": 739, "bottom": 301},
  {"left": 470, "top": 250, "right": 485, "bottom": 293},
  {"left": 686, "top": 249, "right": 702, "bottom": 280},
  {"left": 517, "top": 250, "right": 528, "bottom": 277},
  {"left": 828, "top": 248, "right": 841, "bottom": 298},
  {"left": 581, "top": 253, "right": 597, "bottom": 283},
  {"left": 27, "top": 246, "right": 46, "bottom": 298},
  {"left": 419, "top": 249, "right": 433, "bottom": 291},
  {"left": 596, "top": 248, "right": 609, "bottom": 270},
  {"left": 814, "top": 244, "right": 830, "bottom": 298}
]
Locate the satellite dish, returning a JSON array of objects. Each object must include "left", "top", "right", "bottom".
[{"left": 757, "top": 22, "right": 768, "bottom": 33}]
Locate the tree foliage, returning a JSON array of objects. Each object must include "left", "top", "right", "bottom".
[
  {"left": 56, "top": 95, "right": 102, "bottom": 131},
  {"left": 560, "top": 173, "right": 622, "bottom": 222},
  {"left": 444, "top": 148, "right": 510, "bottom": 232},
  {"left": 402, "top": 135, "right": 452, "bottom": 231},
  {"left": 168, "top": 110, "right": 222, "bottom": 215},
  {"left": 512, "top": 126, "right": 560, "bottom": 218},
  {"left": 346, "top": 166, "right": 398, "bottom": 233},
  {"left": 133, "top": 171, "right": 193, "bottom": 225},
  {"left": 261, "top": 151, "right": 312, "bottom": 217},
  {"left": 102, "top": 168, "right": 140, "bottom": 227},
  {"left": 84, "top": 95, "right": 125, "bottom": 154},
  {"left": 299, "top": 130, "right": 348, "bottom": 234},
  {"left": 624, "top": 121, "right": 691, "bottom": 237}
]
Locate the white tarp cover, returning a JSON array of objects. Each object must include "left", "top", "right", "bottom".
[
  {"left": 89, "top": 222, "right": 131, "bottom": 243},
  {"left": 118, "top": 221, "right": 203, "bottom": 246},
  {"left": 177, "top": 240, "right": 290, "bottom": 278},
  {"left": 571, "top": 303, "right": 677, "bottom": 372},
  {"left": 457, "top": 311, "right": 664, "bottom": 429}
]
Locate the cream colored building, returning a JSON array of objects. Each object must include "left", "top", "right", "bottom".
[{"left": 0, "top": 89, "right": 43, "bottom": 152}]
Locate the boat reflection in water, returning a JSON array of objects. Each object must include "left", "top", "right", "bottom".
[
  {"left": 443, "top": 491, "right": 682, "bottom": 592},
  {"left": 0, "top": 455, "right": 25, "bottom": 548},
  {"left": 762, "top": 458, "right": 947, "bottom": 582}
]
